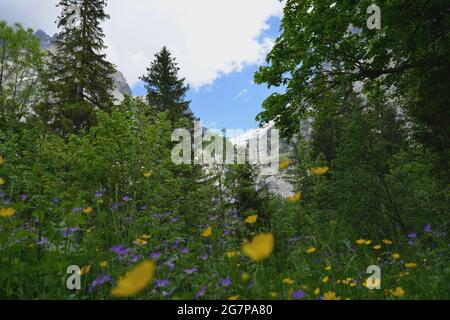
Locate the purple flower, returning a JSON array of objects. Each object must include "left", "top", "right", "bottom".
[
  {"left": 408, "top": 240, "right": 415, "bottom": 246},
  {"left": 223, "top": 229, "right": 231, "bottom": 236},
  {"left": 64, "top": 227, "right": 80, "bottom": 237},
  {"left": 407, "top": 232, "right": 417, "bottom": 239},
  {"left": 195, "top": 285, "right": 208, "bottom": 299},
  {"left": 111, "top": 245, "right": 129, "bottom": 255},
  {"left": 292, "top": 290, "right": 305, "bottom": 300},
  {"left": 200, "top": 254, "right": 209, "bottom": 261},
  {"left": 155, "top": 279, "right": 170, "bottom": 288},
  {"left": 37, "top": 237, "right": 49, "bottom": 246},
  {"left": 424, "top": 224, "right": 432, "bottom": 233},
  {"left": 122, "top": 196, "right": 131, "bottom": 202},
  {"left": 95, "top": 191, "right": 104, "bottom": 198},
  {"left": 220, "top": 276, "right": 232, "bottom": 287},
  {"left": 150, "top": 252, "right": 161, "bottom": 260},
  {"left": 89, "top": 274, "right": 112, "bottom": 292},
  {"left": 20, "top": 194, "right": 29, "bottom": 201},
  {"left": 170, "top": 217, "right": 179, "bottom": 223},
  {"left": 130, "top": 254, "right": 142, "bottom": 263},
  {"left": 183, "top": 267, "right": 198, "bottom": 275},
  {"left": 180, "top": 247, "right": 190, "bottom": 254}
]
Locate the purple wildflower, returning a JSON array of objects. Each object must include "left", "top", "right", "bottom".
[
  {"left": 292, "top": 290, "right": 305, "bottom": 300},
  {"left": 150, "top": 252, "right": 161, "bottom": 260},
  {"left": 220, "top": 276, "right": 232, "bottom": 287},
  {"left": 170, "top": 217, "right": 179, "bottom": 223},
  {"left": 200, "top": 254, "right": 209, "bottom": 261},
  {"left": 64, "top": 227, "right": 80, "bottom": 237},
  {"left": 183, "top": 267, "right": 198, "bottom": 275},
  {"left": 407, "top": 232, "right": 417, "bottom": 239},
  {"left": 122, "top": 196, "right": 131, "bottom": 202},
  {"left": 155, "top": 279, "right": 170, "bottom": 288},
  {"left": 180, "top": 247, "right": 190, "bottom": 254},
  {"left": 408, "top": 240, "right": 415, "bottom": 246},
  {"left": 195, "top": 285, "right": 208, "bottom": 299},
  {"left": 20, "top": 194, "right": 29, "bottom": 201},
  {"left": 424, "top": 224, "right": 432, "bottom": 233},
  {"left": 89, "top": 274, "right": 112, "bottom": 292},
  {"left": 37, "top": 237, "right": 49, "bottom": 246},
  {"left": 111, "top": 245, "right": 129, "bottom": 255}
]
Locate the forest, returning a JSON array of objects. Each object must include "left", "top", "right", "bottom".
[{"left": 0, "top": 0, "right": 449, "bottom": 300}]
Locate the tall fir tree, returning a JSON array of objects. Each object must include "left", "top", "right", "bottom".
[
  {"left": 41, "top": 0, "right": 116, "bottom": 134},
  {"left": 140, "top": 47, "right": 192, "bottom": 125}
]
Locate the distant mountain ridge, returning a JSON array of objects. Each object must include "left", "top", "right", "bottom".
[{"left": 34, "top": 29, "right": 132, "bottom": 103}]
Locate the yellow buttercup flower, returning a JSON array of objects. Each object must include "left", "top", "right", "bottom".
[
  {"left": 0, "top": 207, "right": 16, "bottom": 218},
  {"left": 323, "top": 291, "right": 341, "bottom": 300},
  {"left": 311, "top": 166, "right": 330, "bottom": 175},
  {"left": 356, "top": 239, "right": 366, "bottom": 245},
  {"left": 0, "top": 178, "right": 6, "bottom": 185},
  {"left": 382, "top": 239, "right": 393, "bottom": 245},
  {"left": 282, "top": 278, "right": 295, "bottom": 285},
  {"left": 245, "top": 215, "right": 258, "bottom": 224},
  {"left": 79, "top": 265, "right": 91, "bottom": 276},
  {"left": 134, "top": 238, "right": 148, "bottom": 246},
  {"left": 241, "top": 272, "right": 251, "bottom": 283},
  {"left": 314, "top": 288, "right": 321, "bottom": 295},
  {"left": 405, "top": 263, "right": 417, "bottom": 269},
  {"left": 83, "top": 207, "right": 93, "bottom": 214},
  {"left": 373, "top": 245, "right": 382, "bottom": 250},
  {"left": 100, "top": 261, "right": 108, "bottom": 268},
  {"left": 140, "top": 234, "right": 151, "bottom": 240},
  {"left": 242, "top": 233, "right": 274, "bottom": 262},
  {"left": 279, "top": 159, "right": 291, "bottom": 170},
  {"left": 201, "top": 226, "right": 212, "bottom": 238},
  {"left": 322, "top": 276, "right": 330, "bottom": 284},
  {"left": 392, "top": 253, "right": 400, "bottom": 260},
  {"left": 389, "top": 287, "right": 405, "bottom": 298},
  {"left": 270, "top": 292, "right": 278, "bottom": 298},
  {"left": 364, "top": 240, "right": 372, "bottom": 245},
  {"left": 143, "top": 171, "right": 153, "bottom": 178},
  {"left": 226, "top": 251, "right": 240, "bottom": 258},
  {"left": 306, "top": 247, "right": 317, "bottom": 254},
  {"left": 287, "top": 192, "right": 302, "bottom": 203},
  {"left": 325, "top": 265, "right": 332, "bottom": 271},
  {"left": 0, "top": 155, "right": 5, "bottom": 165},
  {"left": 112, "top": 261, "right": 155, "bottom": 297},
  {"left": 228, "top": 295, "right": 240, "bottom": 300}
]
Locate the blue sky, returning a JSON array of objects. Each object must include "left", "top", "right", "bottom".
[{"left": 132, "top": 17, "right": 283, "bottom": 131}]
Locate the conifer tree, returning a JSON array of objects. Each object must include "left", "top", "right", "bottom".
[
  {"left": 140, "top": 47, "right": 192, "bottom": 125},
  {"left": 42, "top": 0, "right": 116, "bottom": 134}
]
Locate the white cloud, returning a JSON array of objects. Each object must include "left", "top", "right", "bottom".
[{"left": 0, "top": 0, "right": 283, "bottom": 88}]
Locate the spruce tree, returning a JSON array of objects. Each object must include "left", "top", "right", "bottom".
[
  {"left": 43, "top": 0, "right": 116, "bottom": 134},
  {"left": 140, "top": 47, "right": 192, "bottom": 125}
]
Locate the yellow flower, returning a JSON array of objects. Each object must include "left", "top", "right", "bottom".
[
  {"left": 325, "top": 265, "right": 332, "bottom": 271},
  {"left": 282, "top": 278, "right": 295, "bottom": 285},
  {"left": 404, "top": 262, "right": 417, "bottom": 269},
  {"left": 311, "top": 166, "right": 330, "bottom": 175},
  {"left": 241, "top": 272, "right": 251, "bottom": 283},
  {"left": 245, "top": 215, "right": 258, "bottom": 224},
  {"left": 143, "top": 171, "right": 153, "bottom": 178},
  {"left": 242, "top": 233, "right": 274, "bottom": 262},
  {"left": 373, "top": 245, "right": 382, "bottom": 250},
  {"left": 287, "top": 192, "right": 302, "bottom": 203},
  {"left": 279, "top": 159, "right": 291, "bottom": 170},
  {"left": 389, "top": 287, "right": 405, "bottom": 298},
  {"left": 382, "top": 239, "right": 393, "bottom": 245},
  {"left": 201, "top": 226, "right": 212, "bottom": 238},
  {"left": 79, "top": 265, "right": 91, "bottom": 276},
  {"left": 314, "top": 288, "right": 321, "bottom": 295},
  {"left": 306, "top": 247, "right": 317, "bottom": 254},
  {"left": 111, "top": 261, "right": 155, "bottom": 297},
  {"left": 356, "top": 239, "right": 366, "bottom": 245},
  {"left": 0, "top": 207, "right": 16, "bottom": 218},
  {"left": 83, "top": 207, "right": 93, "bottom": 214},
  {"left": 364, "top": 240, "right": 372, "bottom": 245},
  {"left": 228, "top": 295, "right": 240, "bottom": 300},
  {"left": 323, "top": 291, "right": 341, "bottom": 300},
  {"left": 134, "top": 238, "right": 148, "bottom": 246},
  {"left": 226, "top": 251, "right": 240, "bottom": 258},
  {"left": 392, "top": 253, "right": 401, "bottom": 260},
  {"left": 0, "top": 178, "right": 6, "bottom": 185},
  {"left": 322, "top": 276, "right": 330, "bottom": 284},
  {"left": 100, "top": 261, "right": 108, "bottom": 268},
  {"left": 0, "top": 155, "right": 5, "bottom": 165},
  {"left": 270, "top": 292, "right": 278, "bottom": 299}
]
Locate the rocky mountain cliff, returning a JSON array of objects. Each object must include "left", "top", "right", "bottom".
[{"left": 34, "top": 29, "right": 132, "bottom": 103}]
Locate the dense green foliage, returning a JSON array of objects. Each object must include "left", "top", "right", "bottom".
[{"left": 0, "top": 0, "right": 449, "bottom": 300}]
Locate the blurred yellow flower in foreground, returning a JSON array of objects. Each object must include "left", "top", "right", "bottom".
[
  {"left": 389, "top": 287, "right": 405, "bottom": 298},
  {"left": 311, "top": 166, "right": 330, "bottom": 175},
  {"left": 242, "top": 233, "right": 274, "bottom": 262},
  {"left": 83, "top": 207, "right": 93, "bottom": 214},
  {"left": 245, "top": 215, "right": 258, "bottom": 224},
  {"left": 112, "top": 261, "right": 155, "bottom": 297},
  {"left": 287, "top": 192, "right": 302, "bottom": 203},
  {"left": 306, "top": 247, "right": 317, "bottom": 254},
  {"left": 279, "top": 159, "right": 291, "bottom": 170},
  {"left": 0, "top": 207, "right": 16, "bottom": 218},
  {"left": 201, "top": 226, "right": 212, "bottom": 238}
]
